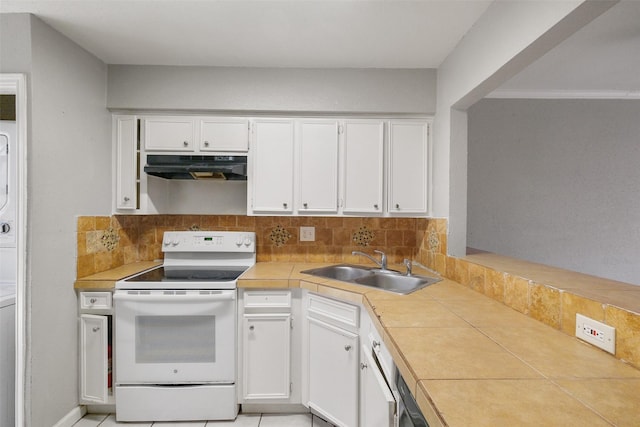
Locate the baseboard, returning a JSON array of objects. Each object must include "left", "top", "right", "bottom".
[{"left": 52, "top": 406, "right": 86, "bottom": 427}]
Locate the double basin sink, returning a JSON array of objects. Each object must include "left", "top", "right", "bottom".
[{"left": 300, "top": 264, "right": 441, "bottom": 295}]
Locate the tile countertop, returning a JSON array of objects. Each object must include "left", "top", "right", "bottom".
[
  {"left": 74, "top": 261, "right": 640, "bottom": 426},
  {"left": 240, "top": 262, "right": 640, "bottom": 427},
  {"left": 74, "top": 261, "right": 162, "bottom": 289}
]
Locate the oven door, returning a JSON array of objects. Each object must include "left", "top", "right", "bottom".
[{"left": 114, "top": 289, "right": 236, "bottom": 384}]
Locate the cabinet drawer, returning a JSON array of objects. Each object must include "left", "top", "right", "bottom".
[
  {"left": 80, "top": 292, "right": 112, "bottom": 310},
  {"left": 244, "top": 290, "right": 292, "bottom": 309},
  {"left": 307, "top": 293, "right": 359, "bottom": 330}
]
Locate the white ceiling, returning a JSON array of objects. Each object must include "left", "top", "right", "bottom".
[
  {"left": 1, "top": 0, "right": 638, "bottom": 94},
  {"left": 0, "top": 0, "right": 492, "bottom": 68}
]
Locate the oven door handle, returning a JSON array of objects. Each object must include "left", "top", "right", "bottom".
[{"left": 113, "top": 292, "right": 235, "bottom": 303}]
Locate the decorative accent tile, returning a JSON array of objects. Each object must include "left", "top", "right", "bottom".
[
  {"left": 353, "top": 226, "right": 375, "bottom": 246},
  {"left": 428, "top": 229, "right": 440, "bottom": 252},
  {"left": 100, "top": 227, "right": 120, "bottom": 251},
  {"left": 269, "top": 225, "right": 292, "bottom": 247}
]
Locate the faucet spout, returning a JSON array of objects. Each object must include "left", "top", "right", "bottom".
[{"left": 352, "top": 250, "right": 388, "bottom": 271}]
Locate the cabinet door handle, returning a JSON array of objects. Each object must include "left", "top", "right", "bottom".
[
  {"left": 360, "top": 362, "right": 368, "bottom": 370},
  {"left": 92, "top": 327, "right": 100, "bottom": 333},
  {"left": 204, "top": 141, "right": 210, "bottom": 147},
  {"left": 283, "top": 203, "right": 288, "bottom": 209},
  {"left": 372, "top": 340, "right": 381, "bottom": 348},
  {"left": 249, "top": 325, "right": 255, "bottom": 331},
  {"left": 374, "top": 204, "right": 379, "bottom": 210},
  {"left": 344, "top": 345, "right": 352, "bottom": 351},
  {"left": 123, "top": 197, "right": 130, "bottom": 202},
  {"left": 89, "top": 298, "right": 97, "bottom": 304},
  {"left": 303, "top": 203, "right": 308, "bottom": 209},
  {"left": 395, "top": 203, "right": 400, "bottom": 209},
  {"left": 183, "top": 141, "right": 189, "bottom": 147}
]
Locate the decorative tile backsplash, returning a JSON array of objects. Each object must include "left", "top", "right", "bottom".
[
  {"left": 76, "top": 214, "right": 639, "bottom": 369},
  {"left": 76, "top": 215, "right": 435, "bottom": 276}
]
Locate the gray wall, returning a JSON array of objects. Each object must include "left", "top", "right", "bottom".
[
  {"left": 1, "top": 13, "right": 112, "bottom": 426},
  {"left": 468, "top": 98, "right": 640, "bottom": 285},
  {"left": 107, "top": 65, "right": 437, "bottom": 114}
]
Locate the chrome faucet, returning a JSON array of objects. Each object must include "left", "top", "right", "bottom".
[
  {"left": 352, "top": 250, "right": 388, "bottom": 271},
  {"left": 403, "top": 258, "right": 412, "bottom": 276}
]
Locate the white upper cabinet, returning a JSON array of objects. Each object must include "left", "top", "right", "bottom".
[
  {"left": 342, "top": 120, "right": 385, "bottom": 214},
  {"left": 199, "top": 118, "right": 249, "bottom": 152},
  {"left": 144, "top": 116, "right": 195, "bottom": 151},
  {"left": 250, "top": 119, "right": 295, "bottom": 213},
  {"left": 114, "top": 115, "right": 138, "bottom": 210},
  {"left": 387, "top": 121, "right": 429, "bottom": 214},
  {"left": 298, "top": 120, "right": 339, "bottom": 213}
]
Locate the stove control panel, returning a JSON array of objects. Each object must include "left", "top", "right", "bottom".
[{"left": 162, "top": 231, "right": 255, "bottom": 252}]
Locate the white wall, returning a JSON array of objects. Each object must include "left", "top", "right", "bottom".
[
  {"left": 433, "top": 0, "right": 616, "bottom": 255},
  {"left": 468, "top": 99, "right": 640, "bottom": 286},
  {"left": 1, "top": 13, "right": 112, "bottom": 426},
  {"left": 107, "top": 65, "right": 437, "bottom": 114}
]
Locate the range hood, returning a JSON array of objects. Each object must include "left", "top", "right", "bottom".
[{"left": 144, "top": 155, "right": 248, "bottom": 180}]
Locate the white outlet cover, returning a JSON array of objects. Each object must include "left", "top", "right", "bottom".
[
  {"left": 575, "top": 313, "right": 615, "bottom": 354},
  {"left": 300, "top": 226, "right": 315, "bottom": 242}
]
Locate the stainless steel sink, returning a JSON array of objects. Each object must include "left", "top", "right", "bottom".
[
  {"left": 302, "top": 264, "right": 374, "bottom": 281},
  {"left": 300, "top": 264, "right": 441, "bottom": 295}
]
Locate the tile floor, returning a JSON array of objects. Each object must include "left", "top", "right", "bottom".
[{"left": 73, "top": 413, "right": 334, "bottom": 427}]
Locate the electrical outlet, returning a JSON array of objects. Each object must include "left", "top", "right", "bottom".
[
  {"left": 300, "top": 226, "right": 315, "bottom": 242},
  {"left": 575, "top": 313, "right": 615, "bottom": 354}
]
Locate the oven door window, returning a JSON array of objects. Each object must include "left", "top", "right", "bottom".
[{"left": 136, "top": 315, "right": 216, "bottom": 364}]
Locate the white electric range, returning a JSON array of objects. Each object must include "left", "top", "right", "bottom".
[{"left": 114, "top": 230, "right": 255, "bottom": 422}]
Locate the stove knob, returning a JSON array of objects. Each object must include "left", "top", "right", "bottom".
[
  {"left": 171, "top": 239, "right": 179, "bottom": 247},
  {"left": 244, "top": 236, "right": 253, "bottom": 247},
  {"left": 236, "top": 236, "right": 243, "bottom": 247}
]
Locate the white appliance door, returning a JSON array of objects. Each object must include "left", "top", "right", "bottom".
[{"left": 114, "top": 290, "right": 236, "bottom": 384}]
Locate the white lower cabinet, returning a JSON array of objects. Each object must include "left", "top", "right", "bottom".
[
  {"left": 308, "top": 317, "right": 359, "bottom": 427},
  {"left": 78, "top": 291, "right": 113, "bottom": 406},
  {"left": 242, "top": 313, "right": 291, "bottom": 400},
  {"left": 238, "top": 289, "right": 302, "bottom": 406},
  {"left": 80, "top": 314, "right": 110, "bottom": 404},
  {"left": 359, "top": 345, "right": 396, "bottom": 427}
]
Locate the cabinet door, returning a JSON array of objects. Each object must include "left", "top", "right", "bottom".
[
  {"left": 80, "top": 314, "right": 108, "bottom": 404},
  {"left": 298, "top": 120, "right": 339, "bottom": 213},
  {"left": 242, "top": 314, "right": 291, "bottom": 400},
  {"left": 360, "top": 345, "right": 396, "bottom": 427},
  {"left": 114, "top": 115, "right": 138, "bottom": 210},
  {"left": 388, "top": 121, "right": 428, "bottom": 214},
  {"left": 342, "top": 121, "right": 384, "bottom": 214},
  {"left": 250, "top": 119, "right": 295, "bottom": 213},
  {"left": 308, "top": 317, "right": 358, "bottom": 427},
  {"left": 200, "top": 118, "right": 249, "bottom": 152},
  {"left": 144, "top": 117, "right": 195, "bottom": 151}
]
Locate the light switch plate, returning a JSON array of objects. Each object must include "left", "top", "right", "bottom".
[
  {"left": 300, "top": 226, "right": 315, "bottom": 242},
  {"left": 576, "top": 313, "right": 615, "bottom": 354}
]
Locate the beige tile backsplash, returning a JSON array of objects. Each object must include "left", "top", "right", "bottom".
[{"left": 76, "top": 214, "right": 640, "bottom": 369}]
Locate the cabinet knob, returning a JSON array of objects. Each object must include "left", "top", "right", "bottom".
[
  {"left": 123, "top": 196, "right": 130, "bottom": 202},
  {"left": 374, "top": 204, "right": 379, "bottom": 210},
  {"left": 183, "top": 141, "right": 189, "bottom": 147},
  {"left": 204, "top": 141, "right": 210, "bottom": 147},
  {"left": 0, "top": 223, "right": 10, "bottom": 234},
  {"left": 360, "top": 362, "right": 368, "bottom": 370},
  {"left": 89, "top": 298, "right": 97, "bottom": 304},
  {"left": 283, "top": 202, "right": 288, "bottom": 209},
  {"left": 395, "top": 203, "right": 400, "bottom": 209},
  {"left": 303, "top": 203, "right": 308, "bottom": 209},
  {"left": 249, "top": 325, "right": 255, "bottom": 331},
  {"left": 92, "top": 327, "right": 100, "bottom": 333},
  {"left": 373, "top": 340, "right": 381, "bottom": 348},
  {"left": 344, "top": 345, "right": 352, "bottom": 352}
]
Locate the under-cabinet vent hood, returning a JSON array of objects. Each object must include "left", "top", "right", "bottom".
[{"left": 144, "top": 155, "right": 248, "bottom": 180}]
